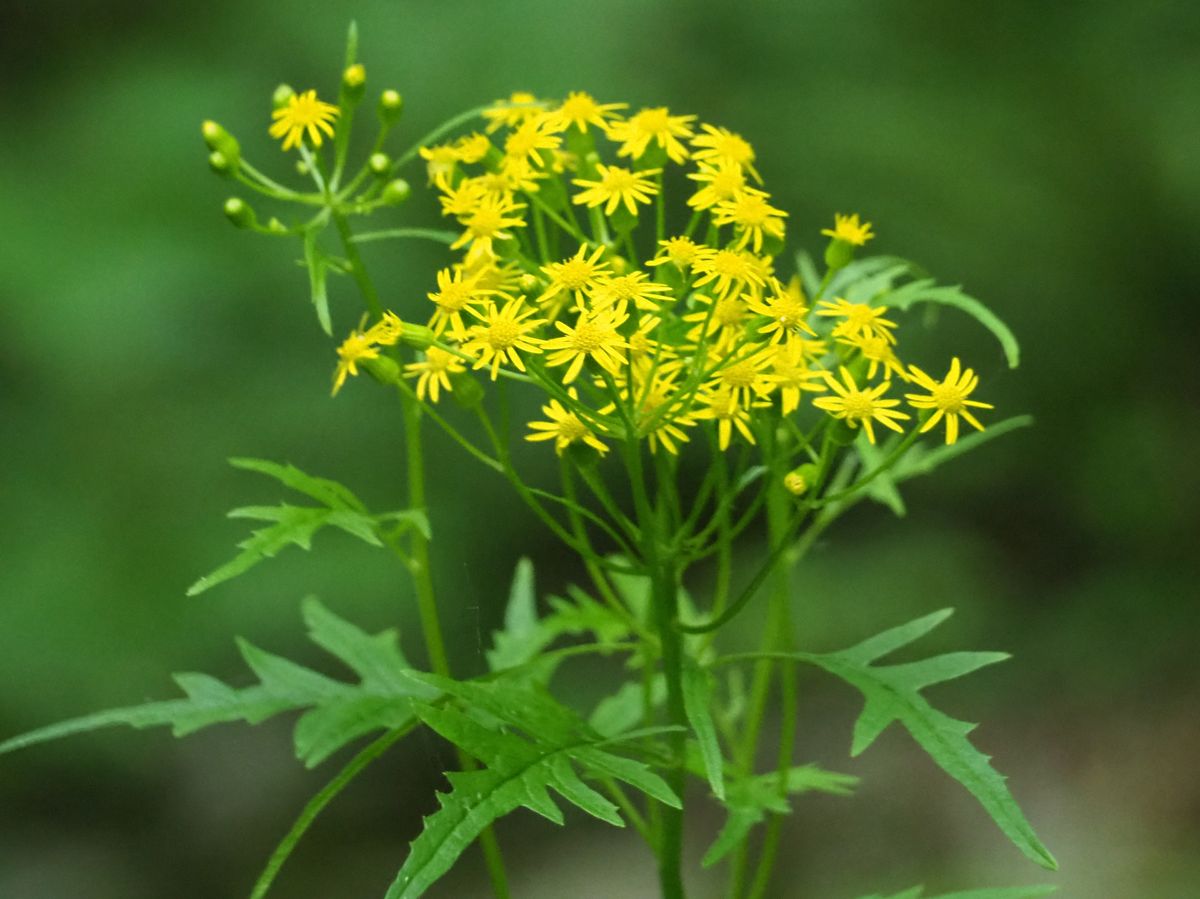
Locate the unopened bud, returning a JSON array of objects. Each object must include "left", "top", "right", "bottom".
[
  {"left": 381, "top": 178, "right": 411, "bottom": 205},
  {"left": 518, "top": 273, "right": 539, "bottom": 292},
  {"left": 378, "top": 90, "right": 403, "bottom": 124},
  {"left": 223, "top": 197, "right": 256, "bottom": 229},
  {"left": 369, "top": 152, "right": 391, "bottom": 176},
  {"left": 208, "top": 150, "right": 233, "bottom": 176},
  {"left": 273, "top": 83, "right": 296, "bottom": 110},
  {"left": 343, "top": 63, "right": 366, "bottom": 89},
  {"left": 784, "top": 463, "right": 818, "bottom": 496},
  {"left": 266, "top": 216, "right": 288, "bottom": 235},
  {"left": 201, "top": 120, "right": 241, "bottom": 165}
]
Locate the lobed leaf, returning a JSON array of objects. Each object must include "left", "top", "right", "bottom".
[{"left": 885, "top": 278, "right": 1021, "bottom": 368}]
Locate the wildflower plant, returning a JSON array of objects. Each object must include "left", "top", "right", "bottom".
[{"left": 2, "top": 26, "right": 1058, "bottom": 899}]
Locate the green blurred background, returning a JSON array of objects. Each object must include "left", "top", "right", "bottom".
[{"left": 2, "top": 1, "right": 1198, "bottom": 896}]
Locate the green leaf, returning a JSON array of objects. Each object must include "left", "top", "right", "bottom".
[
  {"left": 303, "top": 225, "right": 333, "bottom": 335},
  {"left": 885, "top": 278, "right": 1021, "bottom": 368},
  {"left": 703, "top": 764, "right": 857, "bottom": 867},
  {"left": 387, "top": 676, "right": 679, "bottom": 899},
  {"left": 589, "top": 675, "right": 666, "bottom": 738},
  {"left": 857, "top": 887, "right": 1056, "bottom": 899},
  {"left": 795, "top": 610, "right": 1056, "bottom": 870},
  {"left": 0, "top": 599, "right": 430, "bottom": 769},
  {"left": 189, "top": 459, "right": 405, "bottom": 596},
  {"left": 893, "top": 416, "right": 1034, "bottom": 485},
  {"left": 682, "top": 659, "right": 725, "bottom": 800},
  {"left": 486, "top": 558, "right": 547, "bottom": 672}
]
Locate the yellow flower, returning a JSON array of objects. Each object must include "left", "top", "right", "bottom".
[
  {"left": 767, "top": 343, "right": 827, "bottom": 415},
  {"left": 482, "top": 91, "right": 542, "bottom": 133},
  {"left": 821, "top": 212, "right": 875, "bottom": 246},
  {"left": 690, "top": 124, "right": 760, "bottom": 181},
  {"left": 539, "top": 244, "right": 612, "bottom": 311},
  {"left": 608, "top": 107, "right": 696, "bottom": 163},
  {"left": 691, "top": 247, "right": 768, "bottom": 299},
  {"left": 604, "top": 364, "right": 695, "bottom": 455},
  {"left": 455, "top": 132, "right": 492, "bottom": 164},
  {"left": 426, "top": 267, "right": 496, "bottom": 336},
  {"left": 526, "top": 395, "right": 609, "bottom": 456},
  {"left": 404, "top": 346, "right": 466, "bottom": 403},
  {"left": 438, "top": 177, "right": 487, "bottom": 217},
  {"left": 708, "top": 348, "right": 775, "bottom": 408},
  {"left": 461, "top": 297, "right": 546, "bottom": 380},
  {"left": 813, "top": 367, "right": 909, "bottom": 444},
  {"left": 816, "top": 298, "right": 898, "bottom": 344},
  {"left": 331, "top": 331, "right": 379, "bottom": 396},
  {"left": 546, "top": 92, "right": 627, "bottom": 134},
  {"left": 419, "top": 143, "right": 461, "bottom": 184},
  {"left": 269, "top": 90, "right": 339, "bottom": 151},
  {"left": 589, "top": 271, "right": 675, "bottom": 312},
  {"left": 572, "top": 164, "right": 660, "bottom": 216},
  {"left": 839, "top": 333, "right": 906, "bottom": 381},
  {"left": 712, "top": 189, "right": 787, "bottom": 252},
  {"left": 747, "top": 277, "right": 816, "bottom": 343},
  {"left": 542, "top": 302, "right": 630, "bottom": 384},
  {"left": 904, "top": 357, "right": 994, "bottom": 445},
  {"left": 694, "top": 387, "right": 762, "bottom": 451},
  {"left": 686, "top": 160, "right": 747, "bottom": 211},
  {"left": 683, "top": 294, "right": 750, "bottom": 347},
  {"left": 647, "top": 236, "right": 704, "bottom": 270},
  {"left": 366, "top": 311, "right": 405, "bottom": 346},
  {"left": 504, "top": 117, "right": 562, "bottom": 167},
  {"left": 450, "top": 194, "right": 526, "bottom": 258}
]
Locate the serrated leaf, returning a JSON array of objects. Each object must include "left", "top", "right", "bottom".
[
  {"left": 229, "top": 458, "right": 369, "bottom": 512},
  {"left": 682, "top": 660, "right": 724, "bottom": 800},
  {"left": 188, "top": 506, "right": 334, "bottom": 595},
  {"left": 0, "top": 599, "right": 427, "bottom": 769},
  {"left": 388, "top": 680, "right": 679, "bottom": 899},
  {"left": 703, "top": 764, "right": 857, "bottom": 867},
  {"left": 486, "top": 558, "right": 547, "bottom": 672},
  {"left": 885, "top": 278, "right": 1020, "bottom": 368},
  {"left": 589, "top": 675, "right": 666, "bottom": 738},
  {"left": 789, "top": 610, "right": 1056, "bottom": 870},
  {"left": 303, "top": 225, "right": 333, "bottom": 335}
]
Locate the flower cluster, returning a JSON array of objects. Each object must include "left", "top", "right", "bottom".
[{"left": 330, "top": 90, "right": 993, "bottom": 450}]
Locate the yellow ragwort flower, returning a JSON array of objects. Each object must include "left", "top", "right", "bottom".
[
  {"left": 450, "top": 194, "right": 527, "bottom": 258},
  {"left": 686, "top": 160, "right": 748, "bottom": 211},
  {"left": 747, "top": 276, "right": 816, "bottom": 343},
  {"left": 542, "top": 302, "right": 630, "bottom": 384},
  {"left": 840, "top": 333, "right": 906, "bottom": 381},
  {"left": 691, "top": 247, "right": 768, "bottom": 299},
  {"left": 647, "top": 236, "right": 704, "bottom": 270},
  {"left": 816, "top": 298, "right": 898, "bottom": 344},
  {"left": 821, "top": 212, "right": 875, "bottom": 246},
  {"left": 712, "top": 188, "right": 788, "bottom": 252},
  {"left": 270, "top": 89, "right": 339, "bottom": 151},
  {"left": 813, "top": 367, "right": 910, "bottom": 444},
  {"left": 404, "top": 346, "right": 466, "bottom": 403},
  {"left": 526, "top": 395, "right": 609, "bottom": 456},
  {"left": 767, "top": 343, "right": 827, "bottom": 415},
  {"left": 608, "top": 107, "right": 696, "bottom": 163},
  {"left": 331, "top": 331, "right": 379, "bottom": 396},
  {"left": 539, "top": 244, "right": 612, "bottom": 311},
  {"left": 905, "top": 357, "right": 994, "bottom": 445},
  {"left": 504, "top": 117, "right": 562, "bottom": 167},
  {"left": 690, "top": 124, "right": 760, "bottom": 181},
  {"left": 426, "top": 267, "right": 497, "bottom": 336},
  {"left": 461, "top": 297, "right": 546, "bottom": 379},
  {"left": 482, "top": 91, "right": 542, "bottom": 133},
  {"left": 694, "top": 387, "right": 762, "bottom": 451},
  {"left": 589, "top": 271, "right": 675, "bottom": 312},
  {"left": 572, "top": 164, "right": 661, "bottom": 216},
  {"left": 546, "top": 91, "right": 627, "bottom": 134}
]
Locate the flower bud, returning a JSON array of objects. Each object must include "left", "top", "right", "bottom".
[
  {"left": 223, "top": 197, "right": 256, "bottom": 229},
  {"left": 518, "top": 273, "right": 539, "bottom": 293},
  {"left": 272, "top": 83, "right": 296, "bottom": 110},
  {"left": 369, "top": 152, "right": 391, "bottom": 176},
  {"left": 208, "top": 150, "right": 234, "bottom": 177},
  {"left": 342, "top": 63, "right": 366, "bottom": 102},
  {"left": 381, "top": 178, "right": 411, "bottom": 206},
  {"left": 784, "top": 463, "right": 818, "bottom": 496},
  {"left": 201, "top": 120, "right": 241, "bottom": 165},
  {"left": 824, "top": 238, "right": 854, "bottom": 271},
  {"left": 266, "top": 216, "right": 289, "bottom": 235},
  {"left": 378, "top": 89, "right": 404, "bottom": 124},
  {"left": 399, "top": 323, "right": 434, "bottom": 349}
]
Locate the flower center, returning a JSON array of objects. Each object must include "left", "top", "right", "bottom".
[
  {"left": 843, "top": 393, "right": 875, "bottom": 419},
  {"left": 487, "top": 318, "right": 520, "bottom": 349},
  {"left": 570, "top": 321, "right": 606, "bottom": 353}
]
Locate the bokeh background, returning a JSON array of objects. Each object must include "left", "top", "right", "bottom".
[{"left": 2, "top": 1, "right": 1198, "bottom": 896}]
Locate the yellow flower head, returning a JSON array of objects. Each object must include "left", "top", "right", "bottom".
[
  {"left": 840, "top": 332, "right": 906, "bottom": 381},
  {"left": 526, "top": 394, "right": 609, "bottom": 456},
  {"left": 546, "top": 92, "right": 627, "bottom": 134},
  {"left": 572, "top": 164, "right": 661, "bottom": 217},
  {"left": 813, "top": 367, "right": 910, "bottom": 444},
  {"left": 691, "top": 247, "right": 768, "bottom": 299},
  {"left": 687, "top": 160, "right": 748, "bottom": 211},
  {"left": 269, "top": 89, "right": 339, "bottom": 151},
  {"left": 482, "top": 91, "right": 542, "bottom": 133},
  {"left": 504, "top": 116, "right": 562, "bottom": 167},
  {"left": 331, "top": 331, "right": 379, "bottom": 396},
  {"left": 450, "top": 194, "right": 527, "bottom": 258},
  {"left": 542, "top": 302, "right": 631, "bottom": 384},
  {"left": 768, "top": 343, "right": 827, "bottom": 415},
  {"left": 816, "top": 298, "right": 898, "bottom": 344},
  {"left": 590, "top": 271, "right": 675, "bottom": 313},
  {"left": 748, "top": 278, "right": 816, "bottom": 343},
  {"left": 713, "top": 188, "right": 788, "bottom": 252},
  {"left": 905, "top": 357, "right": 994, "bottom": 444},
  {"left": 694, "top": 387, "right": 763, "bottom": 451},
  {"left": 427, "top": 267, "right": 496, "bottom": 336},
  {"left": 608, "top": 107, "right": 696, "bottom": 163},
  {"left": 538, "top": 244, "right": 612, "bottom": 312},
  {"left": 404, "top": 347, "right": 466, "bottom": 403},
  {"left": 648, "top": 236, "right": 704, "bottom": 270},
  {"left": 690, "top": 124, "right": 760, "bottom": 181},
  {"left": 461, "top": 297, "right": 545, "bottom": 379},
  {"left": 821, "top": 212, "right": 875, "bottom": 246}
]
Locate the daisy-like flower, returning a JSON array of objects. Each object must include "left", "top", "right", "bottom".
[
  {"left": 767, "top": 343, "right": 827, "bottom": 414},
  {"left": 904, "top": 357, "right": 994, "bottom": 444},
  {"left": 590, "top": 271, "right": 675, "bottom": 312},
  {"left": 419, "top": 142, "right": 462, "bottom": 184},
  {"left": 695, "top": 387, "right": 762, "bottom": 451},
  {"left": 455, "top": 132, "right": 492, "bottom": 164},
  {"left": 647, "top": 236, "right": 704, "bottom": 270},
  {"left": 526, "top": 394, "right": 609, "bottom": 456},
  {"left": 270, "top": 90, "right": 339, "bottom": 151},
  {"left": 482, "top": 91, "right": 542, "bottom": 133},
  {"left": 604, "top": 364, "right": 695, "bottom": 455},
  {"left": 691, "top": 247, "right": 768, "bottom": 299},
  {"left": 538, "top": 244, "right": 612, "bottom": 312},
  {"left": 815, "top": 298, "right": 898, "bottom": 344},
  {"left": 331, "top": 331, "right": 379, "bottom": 396},
  {"left": 747, "top": 276, "right": 816, "bottom": 343},
  {"left": 437, "top": 177, "right": 488, "bottom": 218},
  {"left": 686, "top": 160, "right": 747, "bottom": 211},
  {"left": 821, "top": 212, "right": 875, "bottom": 246},
  {"left": 366, "top": 311, "right": 405, "bottom": 346},
  {"left": 708, "top": 348, "right": 775, "bottom": 408},
  {"left": 460, "top": 297, "right": 546, "bottom": 379},
  {"left": 450, "top": 194, "right": 527, "bottom": 258},
  {"left": 404, "top": 346, "right": 466, "bottom": 403},
  {"left": 813, "top": 367, "right": 910, "bottom": 444},
  {"left": 608, "top": 107, "right": 696, "bottom": 163},
  {"left": 572, "top": 164, "right": 661, "bottom": 216},
  {"left": 712, "top": 189, "right": 788, "bottom": 252},
  {"left": 504, "top": 116, "right": 561, "bottom": 167},
  {"left": 690, "top": 124, "right": 760, "bottom": 181},
  {"left": 542, "top": 302, "right": 630, "bottom": 384},
  {"left": 426, "top": 267, "right": 496, "bottom": 336},
  {"left": 683, "top": 294, "right": 750, "bottom": 347},
  {"left": 546, "top": 92, "right": 627, "bottom": 134},
  {"left": 839, "top": 333, "right": 906, "bottom": 381}
]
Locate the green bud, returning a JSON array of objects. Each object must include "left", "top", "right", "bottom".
[
  {"left": 369, "top": 152, "right": 391, "bottom": 176},
  {"left": 201, "top": 120, "right": 241, "bottom": 165},
  {"left": 450, "top": 372, "right": 485, "bottom": 410},
  {"left": 208, "top": 150, "right": 234, "bottom": 177},
  {"left": 266, "top": 216, "right": 289, "bottom": 235},
  {"left": 399, "top": 324, "right": 434, "bottom": 349},
  {"left": 381, "top": 178, "right": 411, "bottom": 205},
  {"left": 223, "top": 197, "right": 256, "bottom": 229},
  {"left": 272, "top": 83, "right": 296, "bottom": 110},
  {"left": 363, "top": 355, "right": 401, "bottom": 386},
  {"left": 342, "top": 63, "right": 366, "bottom": 102},
  {"left": 824, "top": 237, "right": 854, "bottom": 271},
  {"left": 378, "top": 89, "right": 403, "bottom": 124},
  {"left": 295, "top": 159, "right": 310, "bottom": 177},
  {"left": 784, "top": 463, "right": 819, "bottom": 497}
]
